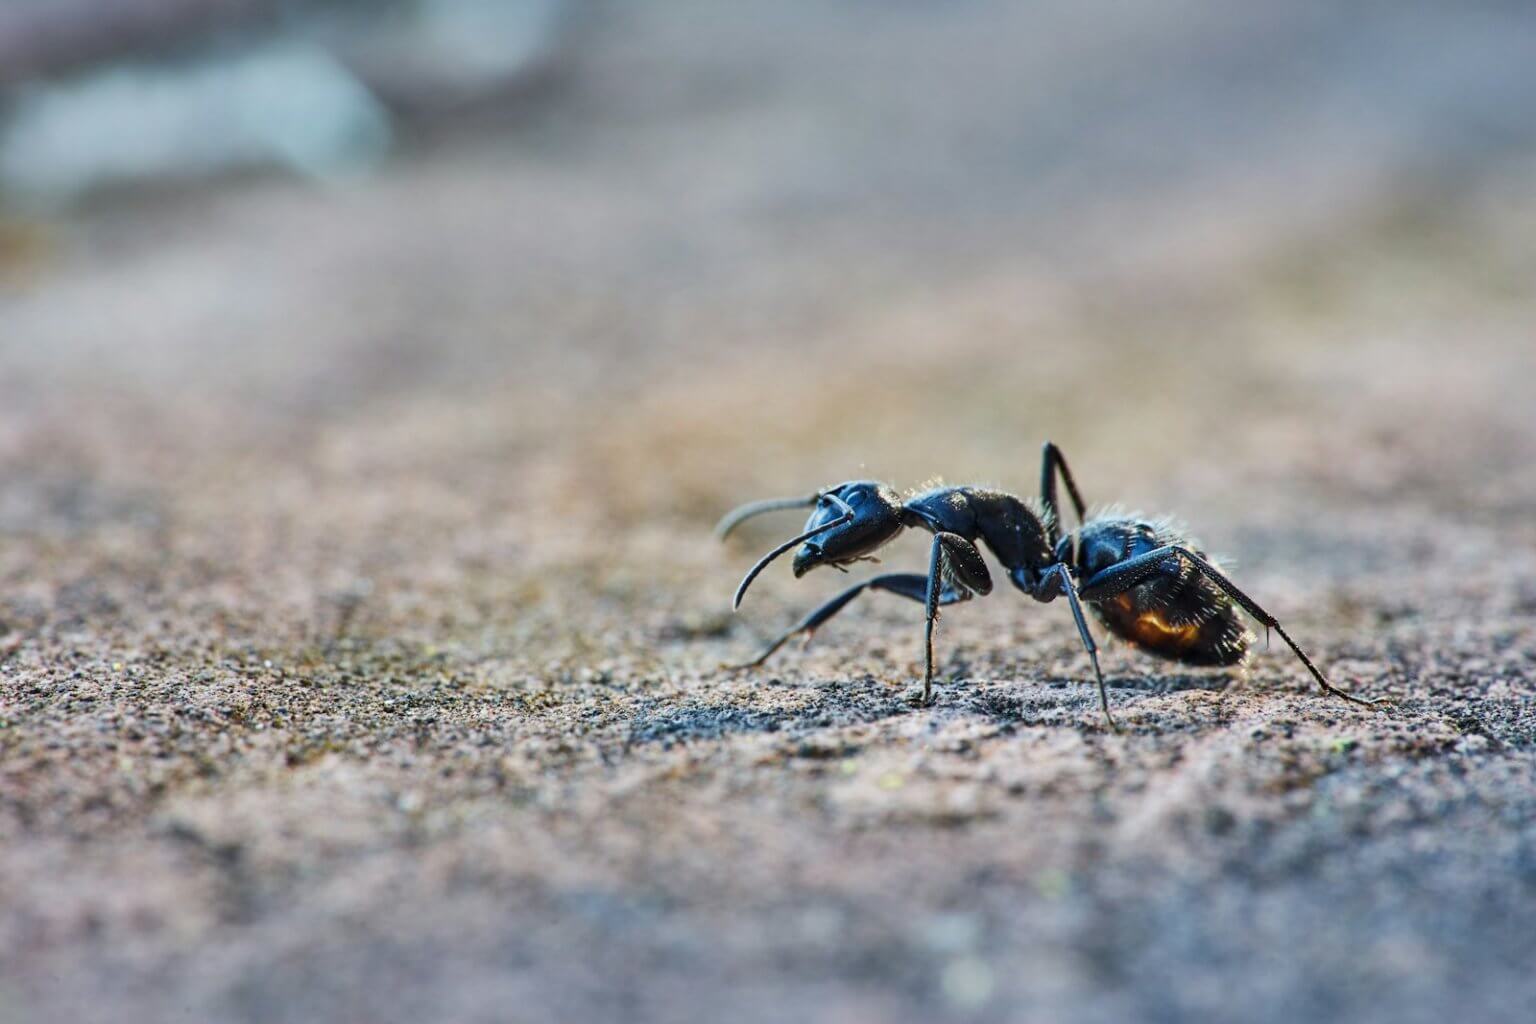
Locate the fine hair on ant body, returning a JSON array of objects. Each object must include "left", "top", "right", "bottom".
[{"left": 715, "top": 442, "right": 1387, "bottom": 731}]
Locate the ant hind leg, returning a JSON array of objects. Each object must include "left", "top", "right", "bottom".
[
  {"left": 1039, "top": 441, "right": 1089, "bottom": 547},
  {"left": 1078, "top": 545, "right": 1388, "bottom": 709}
]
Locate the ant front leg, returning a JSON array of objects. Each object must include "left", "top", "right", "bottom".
[
  {"left": 726, "top": 573, "right": 971, "bottom": 670},
  {"left": 921, "top": 533, "right": 992, "bottom": 704}
]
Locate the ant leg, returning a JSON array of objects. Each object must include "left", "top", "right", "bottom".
[
  {"left": 1039, "top": 441, "right": 1089, "bottom": 547},
  {"left": 1044, "top": 564, "right": 1119, "bottom": 733},
  {"left": 727, "top": 574, "right": 970, "bottom": 670},
  {"left": 923, "top": 533, "right": 993, "bottom": 704},
  {"left": 1078, "top": 546, "right": 1387, "bottom": 709}
]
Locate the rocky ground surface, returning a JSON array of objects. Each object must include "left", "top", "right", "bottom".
[{"left": 3, "top": 4, "right": 1535, "bottom": 1022}]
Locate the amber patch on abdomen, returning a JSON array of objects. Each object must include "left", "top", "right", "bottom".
[
  {"left": 1107, "top": 594, "right": 1201, "bottom": 651},
  {"left": 1094, "top": 592, "right": 1249, "bottom": 666}
]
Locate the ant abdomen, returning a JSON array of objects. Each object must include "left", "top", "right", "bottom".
[{"left": 1072, "top": 517, "right": 1254, "bottom": 667}]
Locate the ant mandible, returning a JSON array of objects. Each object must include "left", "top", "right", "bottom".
[{"left": 715, "top": 442, "right": 1388, "bottom": 731}]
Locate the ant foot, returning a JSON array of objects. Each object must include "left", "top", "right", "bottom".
[{"left": 905, "top": 685, "right": 936, "bottom": 707}]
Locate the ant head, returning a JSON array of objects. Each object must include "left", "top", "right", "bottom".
[
  {"left": 719, "top": 480, "right": 905, "bottom": 609},
  {"left": 791, "top": 481, "right": 904, "bottom": 577}
]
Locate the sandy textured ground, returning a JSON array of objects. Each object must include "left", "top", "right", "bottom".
[{"left": 3, "top": 4, "right": 1536, "bottom": 1022}]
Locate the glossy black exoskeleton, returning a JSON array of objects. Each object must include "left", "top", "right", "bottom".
[{"left": 715, "top": 443, "right": 1386, "bottom": 731}]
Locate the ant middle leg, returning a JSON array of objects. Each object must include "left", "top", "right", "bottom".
[
  {"left": 1077, "top": 545, "right": 1388, "bottom": 709},
  {"left": 1042, "top": 563, "right": 1119, "bottom": 732}
]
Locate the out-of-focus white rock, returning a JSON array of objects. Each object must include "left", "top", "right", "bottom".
[
  {"left": 0, "top": 0, "right": 573, "bottom": 208},
  {"left": 340, "top": 0, "right": 570, "bottom": 106},
  {"left": 0, "top": 38, "right": 391, "bottom": 208}
]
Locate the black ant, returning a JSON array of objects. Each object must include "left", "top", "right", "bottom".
[{"left": 715, "top": 443, "right": 1387, "bottom": 731}]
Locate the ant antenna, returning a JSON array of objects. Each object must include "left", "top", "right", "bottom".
[
  {"left": 732, "top": 494, "right": 854, "bottom": 609},
  {"left": 714, "top": 494, "right": 820, "bottom": 540}
]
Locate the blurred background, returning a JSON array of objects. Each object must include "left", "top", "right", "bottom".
[
  {"left": 3, "top": 3, "right": 1535, "bottom": 1023},
  {"left": 3, "top": 1, "right": 1534, "bottom": 510}
]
